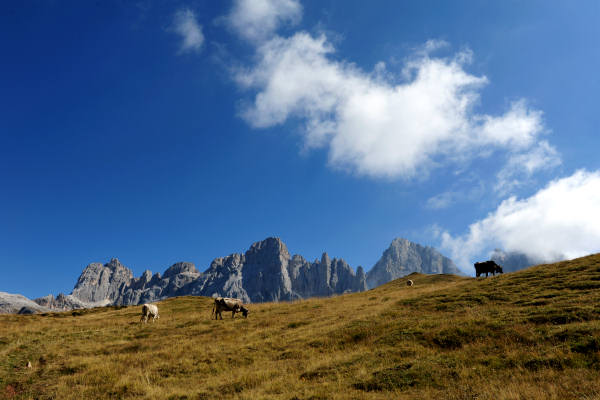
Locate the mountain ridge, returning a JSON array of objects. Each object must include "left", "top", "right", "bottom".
[
  {"left": 34, "top": 237, "right": 368, "bottom": 310},
  {"left": 1, "top": 237, "right": 459, "bottom": 313}
]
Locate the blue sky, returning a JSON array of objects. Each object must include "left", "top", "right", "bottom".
[{"left": 2, "top": 0, "right": 600, "bottom": 299}]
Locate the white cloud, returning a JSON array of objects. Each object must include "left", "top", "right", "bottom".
[
  {"left": 495, "top": 140, "right": 562, "bottom": 194},
  {"left": 441, "top": 170, "right": 600, "bottom": 272},
  {"left": 236, "top": 32, "right": 548, "bottom": 178},
  {"left": 225, "top": 0, "right": 302, "bottom": 42},
  {"left": 478, "top": 100, "right": 544, "bottom": 149},
  {"left": 425, "top": 182, "right": 484, "bottom": 210},
  {"left": 426, "top": 191, "right": 459, "bottom": 210},
  {"left": 173, "top": 8, "right": 204, "bottom": 54}
]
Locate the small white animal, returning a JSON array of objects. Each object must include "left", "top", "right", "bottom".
[
  {"left": 406, "top": 279, "right": 414, "bottom": 287},
  {"left": 140, "top": 304, "right": 159, "bottom": 323}
]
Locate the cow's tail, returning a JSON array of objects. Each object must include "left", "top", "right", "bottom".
[{"left": 211, "top": 304, "right": 215, "bottom": 319}]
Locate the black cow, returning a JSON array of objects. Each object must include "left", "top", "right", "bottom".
[{"left": 474, "top": 260, "right": 503, "bottom": 277}]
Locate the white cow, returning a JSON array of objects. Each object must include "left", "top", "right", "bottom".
[
  {"left": 140, "top": 303, "right": 159, "bottom": 323},
  {"left": 406, "top": 279, "right": 414, "bottom": 287}
]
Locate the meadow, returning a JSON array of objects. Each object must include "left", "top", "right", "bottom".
[{"left": 2, "top": 254, "right": 600, "bottom": 399}]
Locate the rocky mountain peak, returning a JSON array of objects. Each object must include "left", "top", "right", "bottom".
[
  {"left": 71, "top": 259, "right": 134, "bottom": 303},
  {"left": 320, "top": 252, "right": 331, "bottom": 266},
  {"left": 163, "top": 262, "right": 199, "bottom": 278},
  {"left": 356, "top": 265, "right": 366, "bottom": 278},
  {"left": 366, "top": 238, "right": 460, "bottom": 289},
  {"left": 243, "top": 237, "right": 294, "bottom": 302},
  {"left": 106, "top": 258, "right": 126, "bottom": 270},
  {"left": 247, "top": 237, "right": 290, "bottom": 260}
]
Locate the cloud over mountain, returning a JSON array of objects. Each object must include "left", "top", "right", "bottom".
[{"left": 441, "top": 169, "right": 600, "bottom": 271}]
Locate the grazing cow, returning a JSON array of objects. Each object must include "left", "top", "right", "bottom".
[
  {"left": 140, "top": 303, "right": 159, "bottom": 323},
  {"left": 406, "top": 279, "right": 414, "bottom": 287},
  {"left": 474, "top": 261, "right": 503, "bottom": 278},
  {"left": 212, "top": 297, "right": 249, "bottom": 320}
]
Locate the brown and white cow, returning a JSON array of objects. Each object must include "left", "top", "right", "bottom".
[
  {"left": 211, "top": 297, "right": 249, "bottom": 320},
  {"left": 140, "top": 303, "right": 159, "bottom": 323}
]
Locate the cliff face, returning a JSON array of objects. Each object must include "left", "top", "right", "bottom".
[
  {"left": 183, "top": 238, "right": 367, "bottom": 303},
  {"left": 71, "top": 258, "right": 133, "bottom": 304},
  {"left": 288, "top": 253, "right": 367, "bottom": 298},
  {"left": 242, "top": 238, "right": 296, "bottom": 302},
  {"left": 40, "top": 237, "right": 367, "bottom": 310},
  {"left": 118, "top": 262, "right": 201, "bottom": 305},
  {"left": 186, "top": 253, "right": 249, "bottom": 302},
  {"left": 366, "top": 238, "right": 460, "bottom": 289}
]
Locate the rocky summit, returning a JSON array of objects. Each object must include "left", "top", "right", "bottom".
[
  {"left": 35, "top": 237, "right": 368, "bottom": 310},
  {"left": 366, "top": 238, "right": 460, "bottom": 289}
]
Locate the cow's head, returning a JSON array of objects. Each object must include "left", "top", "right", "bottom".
[
  {"left": 240, "top": 306, "right": 249, "bottom": 318},
  {"left": 495, "top": 265, "right": 503, "bottom": 274}
]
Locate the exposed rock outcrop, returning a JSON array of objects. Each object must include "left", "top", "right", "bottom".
[
  {"left": 366, "top": 238, "right": 460, "bottom": 289},
  {"left": 242, "top": 238, "right": 297, "bottom": 302},
  {"left": 34, "top": 293, "right": 93, "bottom": 311},
  {"left": 71, "top": 258, "right": 133, "bottom": 304},
  {"left": 186, "top": 253, "right": 248, "bottom": 301},
  {"left": 0, "top": 292, "right": 52, "bottom": 314},
  {"left": 118, "top": 262, "right": 200, "bottom": 305},
  {"left": 288, "top": 253, "right": 367, "bottom": 298}
]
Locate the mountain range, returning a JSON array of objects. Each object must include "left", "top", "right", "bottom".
[{"left": 3, "top": 237, "right": 462, "bottom": 313}]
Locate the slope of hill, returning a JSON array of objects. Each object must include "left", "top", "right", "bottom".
[{"left": 2, "top": 254, "right": 600, "bottom": 399}]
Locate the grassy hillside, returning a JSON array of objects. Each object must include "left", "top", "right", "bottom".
[{"left": 2, "top": 254, "right": 600, "bottom": 399}]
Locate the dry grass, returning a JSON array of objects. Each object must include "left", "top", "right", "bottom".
[{"left": 3, "top": 254, "right": 600, "bottom": 399}]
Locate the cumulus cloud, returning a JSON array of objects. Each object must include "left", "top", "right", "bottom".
[
  {"left": 172, "top": 8, "right": 204, "bottom": 54},
  {"left": 478, "top": 100, "right": 544, "bottom": 149},
  {"left": 224, "top": 0, "right": 302, "bottom": 42},
  {"left": 235, "top": 32, "right": 547, "bottom": 178},
  {"left": 440, "top": 170, "right": 600, "bottom": 272}
]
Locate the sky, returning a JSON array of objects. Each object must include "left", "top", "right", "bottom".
[{"left": 1, "top": 0, "right": 600, "bottom": 299}]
